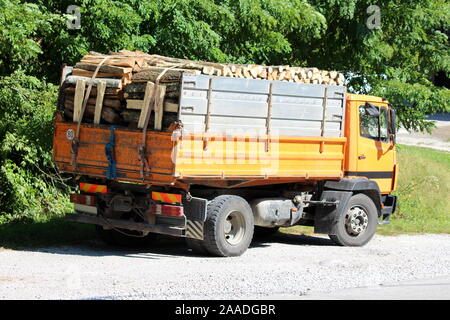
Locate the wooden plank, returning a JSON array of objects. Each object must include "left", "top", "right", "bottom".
[
  {"left": 73, "top": 79, "right": 86, "bottom": 122},
  {"left": 75, "top": 62, "right": 133, "bottom": 75},
  {"left": 154, "top": 85, "right": 167, "bottom": 130},
  {"left": 80, "top": 55, "right": 136, "bottom": 68},
  {"left": 126, "top": 99, "right": 179, "bottom": 113},
  {"left": 94, "top": 82, "right": 106, "bottom": 124},
  {"left": 72, "top": 68, "right": 122, "bottom": 79},
  {"left": 138, "top": 82, "right": 155, "bottom": 129}
]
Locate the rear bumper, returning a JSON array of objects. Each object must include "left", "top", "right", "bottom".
[{"left": 66, "top": 213, "right": 185, "bottom": 237}]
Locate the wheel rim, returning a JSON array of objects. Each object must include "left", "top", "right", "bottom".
[
  {"left": 223, "top": 210, "right": 246, "bottom": 245},
  {"left": 344, "top": 205, "right": 369, "bottom": 237}
]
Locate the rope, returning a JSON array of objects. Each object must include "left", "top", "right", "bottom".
[{"left": 105, "top": 125, "right": 117, "bottom": 180}]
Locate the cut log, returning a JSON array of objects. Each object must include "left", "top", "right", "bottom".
[
  {"left": 122, "top": 110, "right": 178, "bottom": 130},
  {"left": 65, "top": 96, "right": 122, "bottom": 111},
  {"left": 101, "top": 107, "right": 121, "bottom": 124},
  {"left": 125, "top": 81, "right": 180, "bottom": 96},
  {"left": 202, "top": 66, "right": 215, "bottom": 75},
  {"left": 132, "top": 68, "right": 200, "bottom": 82},
  {"left": 65, "top": 101, "right": 120, "bottom": 124}
]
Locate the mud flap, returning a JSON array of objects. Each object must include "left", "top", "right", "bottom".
[
  {"left": 183, "top": 197, "right": 207, "bottom": 222},
  {"left": 186, "top": 220, "right": 204, "bottom": 240},
  {"left": 314, "top": 191, "right": 352, "bottom": 234}
]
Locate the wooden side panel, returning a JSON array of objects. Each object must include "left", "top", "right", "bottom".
[{"left": 52, "top": 121, "right": 176, "bottom": 185}]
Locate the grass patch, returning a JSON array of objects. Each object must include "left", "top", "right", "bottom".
[
  {"left": 380, "top": 145, "right": 450, "bottom": 235},
  {"left": 283, "top": 144, "right": 450, "bottom": 236}
]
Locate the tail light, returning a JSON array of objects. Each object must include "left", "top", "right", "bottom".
[
  {"left": 151, "top": 204, "right": 184, "bottom": 217},
  {"left": 70, "top": 194, "right": 97, "bottom": 206}
]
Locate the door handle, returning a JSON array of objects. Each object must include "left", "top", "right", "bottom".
[{"left": 358, "top": 155, "right": 366, "bottom": 160}]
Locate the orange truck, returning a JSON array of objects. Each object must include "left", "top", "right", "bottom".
[{"left": 53, "top": 74, "right": 398, "bottom": 256}]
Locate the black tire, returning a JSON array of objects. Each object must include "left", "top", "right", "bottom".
[
  {"left": 186, "top": 238, "right": 208, "bottom": 255},
  {"left": 254, "top": 226, "right": 280, "bottom": 237},
  {"left": 203, "top": 195, "right": 254, "bottom": 257},
  {"left": 329, "top": 193, "right": 378, "bottom": 247}
]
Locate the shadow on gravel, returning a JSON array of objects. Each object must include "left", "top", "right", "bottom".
[
  {"left": 0, "top": 216, "right": 95, "bottom": 250},
  {"left": 0, "top": 217, "right": 335, "bottom": 258}
]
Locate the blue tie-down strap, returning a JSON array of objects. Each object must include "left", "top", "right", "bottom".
[{"left": 105, "top": 126, "right": 117, "bottom": 180}]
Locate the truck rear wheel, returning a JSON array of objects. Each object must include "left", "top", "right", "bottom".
[
  {"left": 329, "top": 193, "right": 378, "bottom": 247},
  {"left": 203, "top": 195, "right": 254, "bottom": 257}
]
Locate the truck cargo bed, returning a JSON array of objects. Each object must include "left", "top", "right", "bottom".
[{"left": 53, "top": 75, "right": 348, "bottom": 189}]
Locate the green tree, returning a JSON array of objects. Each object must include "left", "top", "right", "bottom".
[{"left": 0, "top": 0, "right": 449, "bottom": 221}]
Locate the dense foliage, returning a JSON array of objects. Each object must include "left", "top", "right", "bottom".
[{"left": 0, "top": 0, "right": 448, "bottom": 220}]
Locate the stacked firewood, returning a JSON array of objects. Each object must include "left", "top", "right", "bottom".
[
  {"left": 61, "top": 50, "right": 346, "bottom": 129},
  {"left": 137, "top": 54, "right": 345, "bottom": 85}
]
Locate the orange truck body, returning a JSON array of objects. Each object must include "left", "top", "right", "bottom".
[
  {"left": 53, "top": 94, "right": 396, "bottom": 193},
  {"left": 53, "top": 73, "right": 398, "bottom": 255}
]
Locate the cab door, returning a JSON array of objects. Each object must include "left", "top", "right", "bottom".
[{"left": 355, "top": 103, "right": 396, "bottom": 193}]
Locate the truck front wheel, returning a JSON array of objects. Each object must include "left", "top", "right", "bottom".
[
  {"left": 329, "top": 193, "right": 378, "bottom": 247},
  {"left": 203, "top": 195, "right": 254, "bottom": 257}
]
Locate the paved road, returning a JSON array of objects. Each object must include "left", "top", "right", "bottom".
[
  {"left": 397, "top": 114, "right": 450, "bottom": 152},
  {"left": 1, "top": 233, "right": 449, "bottom": 300},
  {"left": 299, "top": 276, "right": 450, "bottom": 300}
]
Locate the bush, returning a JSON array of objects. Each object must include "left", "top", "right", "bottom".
[{"left": 0, "top": 71, "right": 72, "bottom": 222}]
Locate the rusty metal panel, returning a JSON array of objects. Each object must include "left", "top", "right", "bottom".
[{"left": 52, "top": 121, "right": 176, "bottom": 185}]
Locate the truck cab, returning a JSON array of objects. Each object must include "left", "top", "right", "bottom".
[{"left": 345, "top": 94, "right": 398, "bottom": 194}]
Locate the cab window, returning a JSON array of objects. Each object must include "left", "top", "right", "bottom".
[
  {"left": 379, "top": 108, "right": 389, "bottom": 141},
  {"left": 359, "top": 105, "right": 389, "bottom": 142}
]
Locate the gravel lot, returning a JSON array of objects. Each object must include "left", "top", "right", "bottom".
[{"left": 1, "top": 233, "right": 449, "bottom": 300}]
